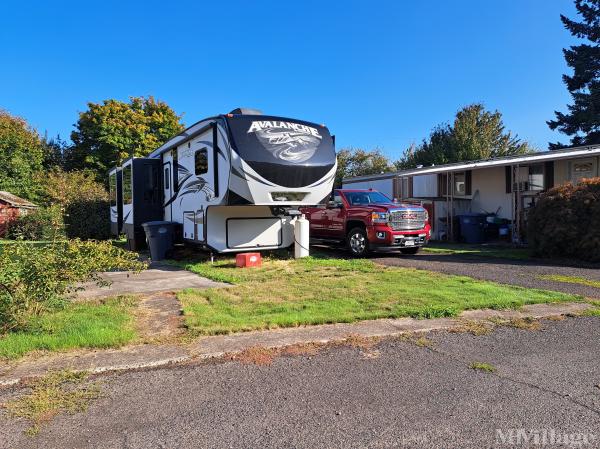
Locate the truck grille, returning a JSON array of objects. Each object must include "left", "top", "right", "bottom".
[{"left": 389, "top": 209, "right": 427, "bottom": 231}]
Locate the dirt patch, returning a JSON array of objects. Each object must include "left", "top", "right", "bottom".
[
  {"left": 136, "top": 292, "right": 185, "bottom": 342},
  {"left": 488, "top": 316, "right": 542, "bottom": 331},
  {"left": 230, "top": 336, "right": 384, "bottom": 366},
  {"left": 2, "top": 370, "right": 100, "bottom": 435},
  {"left": 232, "top": 347, "right": 278, "bottom": 366},
  {"left": 449, "top": 320, "right": 494, "bottom": 336}
]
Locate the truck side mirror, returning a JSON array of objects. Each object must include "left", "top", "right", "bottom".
[{"left": 327, "top": 201, "right": 341, "bottom": 209}]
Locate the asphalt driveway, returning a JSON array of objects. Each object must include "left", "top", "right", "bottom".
[
  {"left": 1, "top": 317, "right": 599, "bottom": 448},
  {"left": 374, "top": 252, "right": 600, "bottom": 299}
]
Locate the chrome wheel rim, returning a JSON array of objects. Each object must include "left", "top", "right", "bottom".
[{"left": 350, "top": 233, "right": 366, "bottom": 253}]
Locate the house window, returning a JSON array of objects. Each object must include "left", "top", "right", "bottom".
[
  {"left": 195, "top": 148, "right": 208, "bottom": 175},
  {"left": 528, "top": 164, "right": 544, "bottom": 191},
  {"left": 439, "top": 171, "right": 471, "bottom": 197},
  {"left": 454, "top": 172, "right": 466, "bottom": 196}
]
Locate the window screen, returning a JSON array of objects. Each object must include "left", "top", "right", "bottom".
[{"left": 195, "top": 148, "right": 208, "bottom": 175}]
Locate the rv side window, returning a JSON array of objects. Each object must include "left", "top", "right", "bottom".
[
  {"left": 195, "top": 148, "right": 208, "bottom": 175},
  {"left": 173, "top": 149, "right": 179, "bottom": 192},
  {"left": 109, "top": 173, "right": 117, "bottom": 207},
  {"left": 164, "top": 167, "right": 170, "bottom": 190},
  {"left": 123, "top": 166, "right": 132, "bottom": 204}
]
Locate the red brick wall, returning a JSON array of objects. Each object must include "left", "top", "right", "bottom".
[{"left": 0, "top": 204, "right": 21, "bottom": 237}]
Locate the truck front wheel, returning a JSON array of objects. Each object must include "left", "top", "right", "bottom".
[{"left": 347, "top": 227, "right": 369, "bottom": 257}]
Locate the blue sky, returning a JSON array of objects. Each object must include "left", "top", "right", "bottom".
[{"left": 0, "top": 0, "right": 578, "bottom": 160}]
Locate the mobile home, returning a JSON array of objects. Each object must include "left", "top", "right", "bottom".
[
  {"left": 343, "top": 145, "right": 600, "bottom": 242},
  {"left": 113, "top": 108, "right": 337, "bottom": 252}
]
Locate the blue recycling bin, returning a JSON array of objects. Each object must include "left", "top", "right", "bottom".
[
  {"left": 458, "top": 214, "right": 487, "bottom": 244},
  {"left": 142, "top": 221, "right": 175, "bottom": 261}
]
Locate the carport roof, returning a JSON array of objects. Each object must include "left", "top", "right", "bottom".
[{"left": 343, "top": 144, "right": 600, "bottom": 182}]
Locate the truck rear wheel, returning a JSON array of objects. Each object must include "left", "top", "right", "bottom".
[
  {"left": 400, "top": 247, "right": 420, "bottom": 255},
  {"left": 347, "top": 227, "right": 369, "bottom": 257}
]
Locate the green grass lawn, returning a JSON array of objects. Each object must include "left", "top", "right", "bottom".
[
  {"left": 0, "top": 296, "right": 138, "bottom": 360},
  {"left": 538, "top": 274, "right": 600, "bottom": 289},
  {"left": 422, "top": 242, "right": 531, "bottom": 260},
  {"left": 178, "top": 256, "right": 580, "bottom": 335}
]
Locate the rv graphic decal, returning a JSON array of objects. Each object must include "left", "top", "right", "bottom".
[
  {"left": 247, "top": 120, "right": 322, "bottom": 163},
  {"left": 178, "top": 177, "right": 214, "bottom": 204}
]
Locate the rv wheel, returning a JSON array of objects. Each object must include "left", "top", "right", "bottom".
[{"left": 347, "top": 227, "right": 369, "bottom": 257}]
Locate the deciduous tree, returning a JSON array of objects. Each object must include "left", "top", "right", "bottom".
[
  {"left": 396, "top": 104, "right": 534, "bottom": 170},
  {"left": 335, "top": 148, "right": 395, "bottom": 187},
  {"left": 67, "top": 96, "right": 184, "bottom": 179},
  {"left": 0, "top": 110, "right": 46, "bottom": 200}
]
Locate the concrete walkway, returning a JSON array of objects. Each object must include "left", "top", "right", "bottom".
[
  {"left": 0, "top": 301, "right": 591, "bottom": 387},
  {"left": 77, "top": 263, "right": 226, "bottom": 299}
]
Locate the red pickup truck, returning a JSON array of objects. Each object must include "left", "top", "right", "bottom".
[{"left": 301, "top": 189, "right": 431, "bottom": 256}]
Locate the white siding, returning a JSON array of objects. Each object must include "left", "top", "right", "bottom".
[
  {"left": 471, "top": 166, "right": 512, "bottom": 219},
  {"left": 342, "top": 178, "right": 394, "bottom": 198}
]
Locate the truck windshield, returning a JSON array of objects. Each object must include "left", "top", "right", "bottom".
[{"left": 344, "top": 191, "right": 392, "bottom": 205}]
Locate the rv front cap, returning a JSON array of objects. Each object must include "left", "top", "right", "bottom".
[{"left": 247, "top": 120, "right": 322, "bottom": 138}]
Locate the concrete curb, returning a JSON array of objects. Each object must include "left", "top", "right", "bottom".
[{"left": 0, "top": 302, "right": 592, "bottom": 388}]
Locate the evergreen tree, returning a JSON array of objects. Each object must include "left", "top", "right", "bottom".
[{"left": 548, "top": 0, "right": 600, "bottom": 148}]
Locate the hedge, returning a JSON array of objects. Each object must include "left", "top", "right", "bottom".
[{"left": 528, "top": 177, "right": 600, "bottom": 262}]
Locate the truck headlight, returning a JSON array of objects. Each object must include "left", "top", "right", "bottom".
[{"left": 371, "top": 212, "right": 388, "bottom": 224}]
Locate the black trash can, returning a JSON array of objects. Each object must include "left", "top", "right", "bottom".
[
  {"left": 458, "top": 214, "right": 487, "bottom": 244},
  {"left": 142, "top": 221, "right": 175, "bottom": 261}
]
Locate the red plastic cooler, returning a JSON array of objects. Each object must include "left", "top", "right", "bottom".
[{"left": 235, "top": 252, "right": 262, "bottom": 268}]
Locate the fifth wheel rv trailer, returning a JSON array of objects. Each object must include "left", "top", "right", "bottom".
[{"left": 114, "top": 108, "right": 337, "bottom": 253}]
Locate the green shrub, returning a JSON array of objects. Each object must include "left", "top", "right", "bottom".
[
  {"left": 36, "top": 169, "right": 111, "bottom": 240},
  {"left": 0, "top": 240, "right": 146, "bottom": 333},
  {"left": 6, "top": 205, "right": 65, "bottom": 241},
  {"left": 65, "top": 199, "right": 110, "bottom": 240},
  {"left": 528, "top": 177, "right": 600, "bottom": 262}
]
